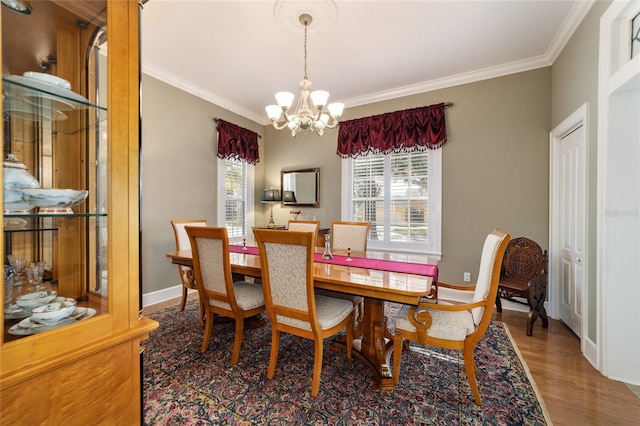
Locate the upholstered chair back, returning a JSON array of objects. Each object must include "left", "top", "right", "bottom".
[
  {"left": 189, "top": 229, "right": 237, "bottom": 310},
  {"left": 331, "top": 221, "right": 370, "bottom": 252},
  {"left": 471, "top": 231, "right": 505, "bottom": 324},
  {"left": 288, "top": 220, "right": 320, "bottom": 235},
  {"left": 260, "top": 232, "right": 316, "bottom": 331}
]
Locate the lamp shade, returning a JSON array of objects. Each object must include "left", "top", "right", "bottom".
[
  {"left": 261, "top": 189, "right": 282, "bottom": 203},
  {"left": 282, "top": 191, "right": 296, "bottom": 203}
]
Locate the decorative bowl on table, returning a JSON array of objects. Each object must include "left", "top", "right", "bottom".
[
  {"left": 31, "top": 300, "right": 77, "bottom": 323},
  {"left": 15, "top": 290, "right": 57, "bottom": 309},
  {"left": 20, "top": 188, "right": 88, "bottom": 209}
]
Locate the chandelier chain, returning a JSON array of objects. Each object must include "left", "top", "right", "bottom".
[
  {"left": 303, "top": 21, "right": 308, "bottom": 80},
  {"left": 265, "top": 12, "right": 344, "bottom": 137}
]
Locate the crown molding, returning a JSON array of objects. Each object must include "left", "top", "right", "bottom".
[
  {"left": 141, "top": 61, "right": 267, "bottom": 125},
  {"left": 142, "top": 0, "right": 597, "bottom": 126},
  {"left": 546, "top": 0, "right": 596, "bottom": 63}
]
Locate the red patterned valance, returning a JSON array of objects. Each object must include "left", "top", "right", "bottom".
[
  {"left": 337, "top": 103, "right": 448, "bottom": 158},
  {"left": 216, "top": 119, "right": 260, "bottom": 165}
]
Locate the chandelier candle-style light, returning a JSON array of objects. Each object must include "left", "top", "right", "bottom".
[{"left": 265, "top": 13, "right": 344, "bottom": 137}]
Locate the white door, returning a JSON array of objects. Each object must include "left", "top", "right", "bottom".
[{"left": 558, "top": 125, "right": 586, "bottom": 337}]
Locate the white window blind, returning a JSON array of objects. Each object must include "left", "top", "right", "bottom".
[
  {"left": 219, "top": 158, "right": 254, "bottom": 239},
  {"left": 342, "top": 149, "right": 441, "bottom": 255}
]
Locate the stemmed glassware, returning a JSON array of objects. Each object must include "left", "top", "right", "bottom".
[
  {"left": 26, "top": 262, "right": 46, "bottom": 291},
  {"left": 346, "top": 247, "right": 352, "bottom": 262},
  {"left": 7, "top": 254, "right": 27, "bottom": 286},
  {"left": 322, "top": 234, "right": 333, "bottom": 260},
  {"left": 242, "top": 238, "right": 247, "bottom": 251}
]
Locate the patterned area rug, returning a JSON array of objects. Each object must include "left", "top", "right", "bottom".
[{"left": 143, "top": 300, "right": 550, "bottom": 425}]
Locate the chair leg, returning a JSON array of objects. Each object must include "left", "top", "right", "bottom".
[
  {"left": 230, "top": 316, "right": 245, "bottom": 365},
  {"left": 267, "top": 329, "right": 280, "bottom": 380},
  {"left": 495, "top": 293, "right": 503, "bottom": 313},
  {"left": 463, "top": 343, "right": 482, "bottom": 405},
  {"left": 392, "top": 337, "right": 404, "bottom": 385},
  {"left": 346, "top": 314, "right": 353, "bottom": 359},
  {"left": 311, "top": 338, "right": 324, "bottom": 397},
  {"left": 180, "top": 285, "right": 188, "bottom": 311},
  {"left": 201, "top": 309, "right": 214, "bottom": 353}
]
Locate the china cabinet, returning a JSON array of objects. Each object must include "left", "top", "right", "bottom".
[{"left": 1, "top": 1, "right": 157, "bottom": 424}]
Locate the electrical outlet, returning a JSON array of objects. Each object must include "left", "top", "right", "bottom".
[{"left": 463, "top": 272, "right": 471, "bottom": 282}]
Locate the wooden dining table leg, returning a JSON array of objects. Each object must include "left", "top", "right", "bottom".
[{"left": 332, "top": 297, "right": 396, "bottom": 390}]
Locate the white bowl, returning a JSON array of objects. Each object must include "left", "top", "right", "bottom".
[
  {"left": 22, "top": 71, "right": 71, "bottom": 90},
  {"left": 31, "top": 300, "right": 77, "bottom": 323},
  {"left": 15, "top": 291, "right": 57, "bottom": 309},
  {"left": 21, "top": 188, "right": 88, "bottom": 208}
]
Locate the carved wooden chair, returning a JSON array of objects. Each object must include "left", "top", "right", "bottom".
[
  {"left": 187, "top": 226, "right": 265, "bottom": 364},
  {"left": 253, "top": 228, "right": 355, "bottom": 397},
  {"left": 495, "top": 237, "right": 549, "bottom": 336},
  {"left": 392, "top": 229, "right": 510, "bottom": 405},
  {"left": 171, "top": 219, "right": 207, "bottom": 321}
]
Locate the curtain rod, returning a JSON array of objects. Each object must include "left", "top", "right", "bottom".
[{"left": 213, "top": 117, "right": 262, "bottom": 138}]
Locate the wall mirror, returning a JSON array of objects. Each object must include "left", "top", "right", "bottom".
[{"left": 281, "top": 168, "right": 320, "bottom": 207}]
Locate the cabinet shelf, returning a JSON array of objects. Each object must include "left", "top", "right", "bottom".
[
  {"left": 4, "top": 212, "right": 107, "bottom": 218},
  {"left": 2, "top": 76, "right": 107, "bottom": 137}
]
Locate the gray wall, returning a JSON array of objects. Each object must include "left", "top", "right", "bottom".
[
  {"left": 264, "top": 68, "right": 551, "bottom": 285},
  {"left": 141, "top": 3, "right": 607, "bottom": 301},
  {"left": 141, "top": 76, "right": 264, "bottom": 294},
  {"left": 551, "top": 0, "right": 610, "bottom": 343}
]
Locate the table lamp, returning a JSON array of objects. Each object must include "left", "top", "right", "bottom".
[
  {"left": 282, "top": 191, "right": 296, "bottom": 204},
  {"left": 262, "top": 188, "right": 282, "bottom": 229}
]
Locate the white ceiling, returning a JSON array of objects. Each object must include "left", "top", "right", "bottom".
[{"left": 140, "top": 0, "right": 594, "bottom": 125}]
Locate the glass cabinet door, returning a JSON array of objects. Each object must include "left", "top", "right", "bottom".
[{"left": 2, "top": 0, "right": 108, "bottom": 340}]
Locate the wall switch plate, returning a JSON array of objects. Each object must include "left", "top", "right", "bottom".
[{"left": 464, "top": 272, "right": 471, "bottom": 282}]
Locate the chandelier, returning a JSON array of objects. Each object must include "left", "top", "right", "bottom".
[{"left": 265, "top": 13, "right": 344, "bottom": 137}]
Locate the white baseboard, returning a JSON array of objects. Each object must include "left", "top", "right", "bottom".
[{"left": 142, "top": 284, "right": 196, "bottom": 308}]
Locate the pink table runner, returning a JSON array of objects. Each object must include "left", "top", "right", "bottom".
[{"left": 229, "top": 245, "right": 438, "bottom": 283}]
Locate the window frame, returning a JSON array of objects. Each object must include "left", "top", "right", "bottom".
[
  {"left": 216, "top": 157, "right": 254, "bottom": 242},
  {"left": 341, "top": 148, "right": 441, "bottom": 257}
]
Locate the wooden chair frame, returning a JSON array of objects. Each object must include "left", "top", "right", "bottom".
[
  {"left": 187, "top": 226, "right": 265, "bottom": 364},
  {"left": 171, "top": 219, "right": 207, "bottom": 320},
  {"left": 253, "top": 228, "right": 355, "bottom": 397},
  {"left": 392, "top": 229, "right": 511, "bottom": 405},
  {"left": 495, "top": 237, "right": 549, "bottom": 336}
]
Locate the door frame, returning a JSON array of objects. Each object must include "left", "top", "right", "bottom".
[{"left": 549, "top": 102, "right": 595, "bottom": 365}]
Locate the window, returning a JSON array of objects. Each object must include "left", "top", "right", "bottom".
[
  {"left": 341, "top": 149, "right": 441, "bottom": 256},
  {"left": 217, "top": 158, "right": 254, "bottom": 240}
]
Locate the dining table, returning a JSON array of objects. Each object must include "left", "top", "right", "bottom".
[{"left": 166, "top": 242, "right": 437, "bottom": 390}]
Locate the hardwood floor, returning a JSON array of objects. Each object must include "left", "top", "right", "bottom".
[
  {"left": 493, "top": 309, "right": 640, "bottom": 425},
  {"left": 145, "top": 295, "right": 640, "bottom": 425}
]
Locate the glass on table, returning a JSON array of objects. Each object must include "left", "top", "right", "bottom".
[{"left": 346, "top": 247, "right": 352, "bottom": 262}]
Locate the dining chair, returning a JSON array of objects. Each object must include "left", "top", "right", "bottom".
[
  {"left": 391, "top": 228, "right": 511, "bottom": 405},
  {"left": 331, "top": 221, "right": 370, "bottom": 252},
  {"left": 187, "top": 226, "right": 266, "bottom": 364},
  {"left": 321, "top": 221, "right": 370, "bottom": 326},
  {"left": 253, "top": 228, "right": 356, "bottom": 397},
  {"left": 287, "top": 219, "right": 320, "bottom": 235},
  {"left": 171, "top": 219, "right": 207, "bottom": 317}
]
